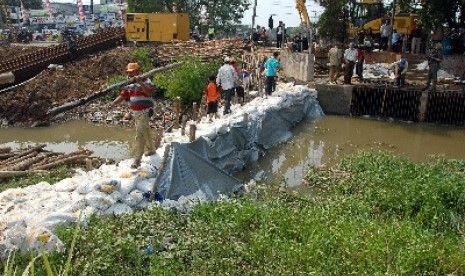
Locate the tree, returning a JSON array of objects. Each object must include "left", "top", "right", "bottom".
[
  {"left": 127, "top": 0, "right": 250, "bottom": 36},
  {"left": 318, "top": 0, "right": 347, "bottom": 41},
  {"left": 7, "top": 0, "right": 42, "bottom": 9}
]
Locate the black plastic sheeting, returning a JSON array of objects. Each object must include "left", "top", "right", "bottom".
[{"left": 157, "top": 90, "right": 324, "bottom": 200}]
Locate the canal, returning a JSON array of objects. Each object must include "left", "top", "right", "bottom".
[{"left": 1, "top": 116, "right": 465, "bottom": 187}]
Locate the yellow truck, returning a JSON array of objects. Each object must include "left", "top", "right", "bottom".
[{"left": 125, "top": 13, "right": 190, "bottom": 42}]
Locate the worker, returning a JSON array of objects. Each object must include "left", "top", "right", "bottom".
[
  {"left": 109, "top": 63, "right": 155, "bottom": 168},
  {"left": 328, "top": 44, "right": 343, "bottom": 84},
  {"left": 343, "top": 42, "right": 358, "bottom": 85},
  {"left": 423, "top": 43, "right": 443, "bottom": 91},
  {"left": 390, "top": 55, "right": 409, "bottom": 88}
]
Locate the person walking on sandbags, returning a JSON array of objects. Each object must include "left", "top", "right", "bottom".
[
  {"left": 109, "top": 63, "right": 155, "bottom": 168},
  {"left": 216, "top": 57, "right": 238, "bottom": 115}
]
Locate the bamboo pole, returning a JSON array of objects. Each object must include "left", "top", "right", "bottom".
[
  {"left": 30, "top": 155, "right": 90, "bottom": 171},
  {"left": 0, "top": 170, "right": 49, "bottom": 179},
  {"left": 150, "top": 144, "right": 172, "bottom": 201}
]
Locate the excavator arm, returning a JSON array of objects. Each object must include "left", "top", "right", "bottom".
[{"left": 296, "top": 0, "right": 311, "bottom": 29}]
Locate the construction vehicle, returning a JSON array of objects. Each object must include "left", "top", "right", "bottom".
[
  {"left": 349, "top": 0, "right": 417, "bottom": 37},
  {"left": 296, "top": 0, "right": 311, "bottom": 30},
  {"left": 125, "top": 13, "right": 190, "bottom": 42}
]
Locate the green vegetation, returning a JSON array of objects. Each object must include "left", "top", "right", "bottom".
[
  {"left": 153, "top": 57, "right": 220, "bottom": 103},
  {"left": 101, "top": 48, "right": 220, "bottom": 103},
  {"left": 4, "top": 152, "right": 465, "bottom": 275},
  {"left": 0, "top": 165, "right": 73, "bottom": 193},
  {"left": 128, "top": 46, "right": 154, "bottom": 73}
]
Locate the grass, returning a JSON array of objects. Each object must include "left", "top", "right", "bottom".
[
  {"left": 3, "top": 151, "right": 465, "bottom": 275},
  {"left": 0, "top": 165, "right": 74, "bottom": 193}
]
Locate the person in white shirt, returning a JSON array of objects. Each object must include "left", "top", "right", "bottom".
[
  {"left": 216, "top": 57, "right": 238, "bottom": 115},
  {"left": 343, "top": 42, "right": 358, "bottom": 84},
  {"left": 276, "top": 21, "right": 284, "bottom": 48},
  {"left": 380, "top": 19, "right": 392, "bottom": 51}
]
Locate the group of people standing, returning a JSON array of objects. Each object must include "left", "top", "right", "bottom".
[
  {"left": 107, "top": 52, "right": 281, "bottom": 168},
  {"left": 328, "top": 42, "right": 364, "bottom": 85}
]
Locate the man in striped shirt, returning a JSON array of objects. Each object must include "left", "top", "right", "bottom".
[{"left": 110, "top": 63, "right": 155, "bottom": 168}]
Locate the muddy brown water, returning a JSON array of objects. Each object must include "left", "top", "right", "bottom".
[{"left": 1, "top": 116, "right": 465, "bottom": 187}]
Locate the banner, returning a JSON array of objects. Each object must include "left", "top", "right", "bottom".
[
  {"left": 77, "top": 0, "right": 85, "bottom": 23},
  {"left": 44, "top": 0, "right": 54, "bottom": 21},
  {"left": 114, "top": 0, "right": 123, "bottom": 20},
  {"left": 20, "top": 0, "right": 28, "bottom": 24}
]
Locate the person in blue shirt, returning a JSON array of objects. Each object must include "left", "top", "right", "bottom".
[
  {"left": 264, "top": 52, "right": 280, "bottom": 96},
  {"left": 391, "top": 29, "right": 403, "bottom": 53}
]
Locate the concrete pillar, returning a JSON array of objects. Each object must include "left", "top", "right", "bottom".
[
  {"left": 417, "top": 91, "right": 429, "bottom": 122},
  {"left": 280, "top": 52, "right": 315, "bottom": 83},
  {"left": 189, "top": 123, "right": 196, "bottom": 142}
]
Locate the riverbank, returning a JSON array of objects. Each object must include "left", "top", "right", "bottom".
[
  {"left": 0, "top": 85, "right": 322, "bottom": 258},
  {"left": 5, "top": 151, "right": 465, "bottom": 275}
]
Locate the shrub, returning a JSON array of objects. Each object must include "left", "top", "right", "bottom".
[{"left": 153, "top": 57, "right": 220, "bottom": 103}]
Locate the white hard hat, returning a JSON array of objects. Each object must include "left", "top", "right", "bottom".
[{"left": 224, "top": 56, "right": 230, "bottom": 63}]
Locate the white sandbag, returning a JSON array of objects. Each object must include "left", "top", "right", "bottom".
[
  {"left": 27, "top": 227, "right": 64, "bottom": 254},
  {"left": 137, "top": 165, "right": 158, "bottom": 179},
  {"left": 119, "top": 178, "right": 137, "bottom": 196},
  {"left": 54, "top": 178, "right": 79, "bottom": 192},
  {"left": 97, "top": 178, "right": 121, "bottom": 189},
  {"left": 122, "top": 190, "right": 144, "bottom": 207},
  {"left": 109, "top": 190, "right": 123, "bottom": 202},
  {"left": 34, "top": 213, "right": 76, "bottom": 231},
  {"left": 103, "top": 203, "right": 133, "bottom": 216},
  {"left": 135, "top": 199, "right": 148, "bottom": 209},
  {"left": 76, "top": 182, "right": 96, "bottom": 194},
  {"left": 25, "top": 181, "right": 53, "bottom": 193},
  {"left": 135, "top": 178, "right": 155, "bottom": 193},
  {"left": 3, "top": 222, "right": 28, "bottom": 252},
  {"left": 77, "top": 206, "right": 98, "bottom": 225},
  {"left": 85, "top": 191, "right": 116, "bottom": 210}
]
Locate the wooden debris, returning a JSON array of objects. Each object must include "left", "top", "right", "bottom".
[{"left": 0, "top": 146, "right": 94, "bottom": 179}]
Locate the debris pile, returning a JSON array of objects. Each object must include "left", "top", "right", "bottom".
[{"left": 0, "top": 145, "right": 94, "bottom": 179}]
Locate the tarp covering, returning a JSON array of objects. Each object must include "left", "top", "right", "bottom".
[
  {"left": 0, "top": 84, "right": 324, "bottom": 257},
  {"left": 157, "top": 142, "right": 243, "bottom": 200},
  {"left": 159, "top": 87, "right": 323, "bottom": 200}
]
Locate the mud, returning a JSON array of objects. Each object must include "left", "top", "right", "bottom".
[{"left": 0, "top": 46, "right": 132, "bottom": 126}]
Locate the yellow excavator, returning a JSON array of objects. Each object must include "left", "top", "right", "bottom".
[
  {"left": 349, "top": 0, "right": 417, "bottom": 38},
  {"left": 296, "top": 0, "right": 311, "bottom": 30}
]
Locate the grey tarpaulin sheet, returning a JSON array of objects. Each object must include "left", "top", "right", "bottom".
[
  {"left": 158, "top": 90, "right": 323, "bottom": 200},
  {"left": 157, "top": 142, "right": 244, "bottom": 200}
]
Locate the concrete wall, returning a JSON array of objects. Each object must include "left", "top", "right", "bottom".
[
  {"left": 315, "top": 84, "right": 352, "bottom": 115},
  {"left": 280, "top": 52, "right": 315, "bottom": 83}
]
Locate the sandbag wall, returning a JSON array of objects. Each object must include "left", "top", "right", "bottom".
[{"left": 157, "top": 89, "right": 324, "bottom": 200}]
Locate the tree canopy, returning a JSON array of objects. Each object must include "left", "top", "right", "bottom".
[
  {"left": 317, "top": 0, "right": 465, "bottom": 41},
  {"left": 7, "top": 0, "right": 42, "bottom": 9},
  {"left": 126, "top": 0, "right": 250, "bottom": 34}
]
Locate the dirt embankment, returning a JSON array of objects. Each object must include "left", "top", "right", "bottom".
[{"left": 0, "top": 46, "right": 132, "bottom": 126}]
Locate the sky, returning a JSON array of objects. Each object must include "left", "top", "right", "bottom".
[
  {"left": 241, "top": 0, "right": 325, "bottom": 28},
  {"left": 49, "top": 0, "right": 325, "bottom": 28}
]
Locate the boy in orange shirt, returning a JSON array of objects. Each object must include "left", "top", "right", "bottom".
[{"left": 205, "top": 75, "right": 220, "bottom": 122}]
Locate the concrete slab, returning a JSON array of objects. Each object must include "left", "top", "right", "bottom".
[{"left": 315, "top": 84, "right": 353, "bottom": 115}]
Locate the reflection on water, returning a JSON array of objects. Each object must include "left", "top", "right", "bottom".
[
  {"left": 2, "top": 116, "right": 465, "bottom": 187},
  {"left": 0, "top": 121, "right": 134, "bottom": 162},
  {"left": 236, "top": 116, "right": 465, "bottom": 187}
]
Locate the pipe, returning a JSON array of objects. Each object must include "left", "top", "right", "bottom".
[{"left": 47, "top": 62, "right": 183, "bottom": 117}]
